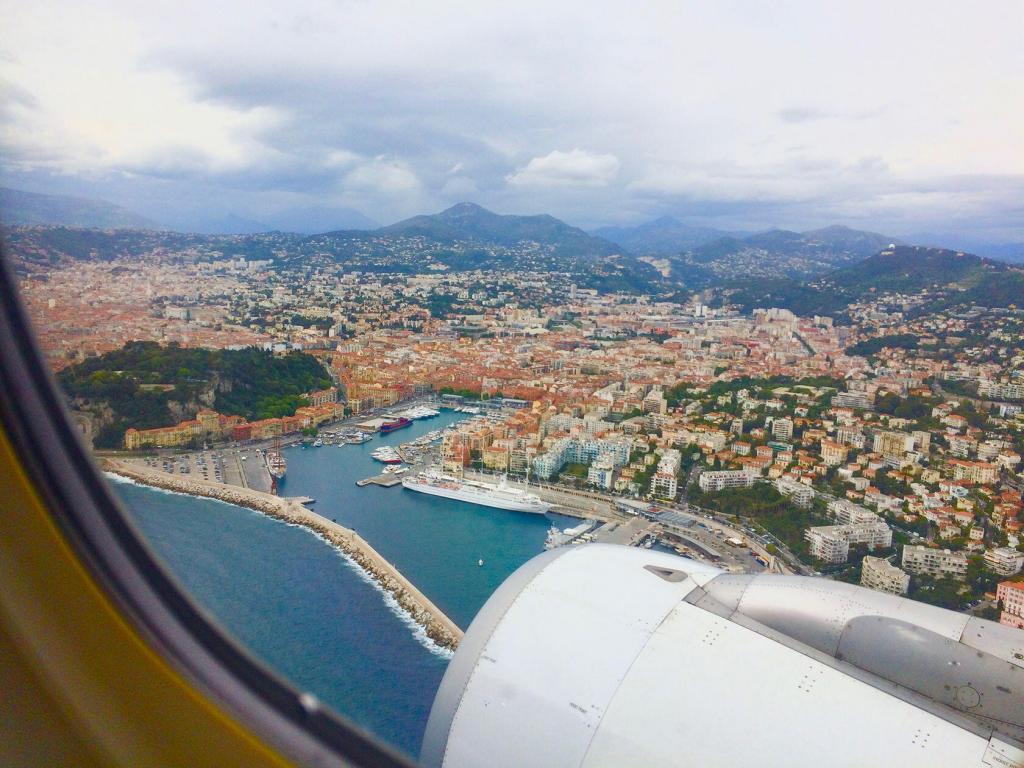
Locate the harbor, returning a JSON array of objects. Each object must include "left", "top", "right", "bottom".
[{"left": 104, "top": 402, "right": 763, "bottom": 756}]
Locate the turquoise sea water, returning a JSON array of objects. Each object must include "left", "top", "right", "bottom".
[{"left": 113, "top": 411, "right": 569, "bottom": 757}]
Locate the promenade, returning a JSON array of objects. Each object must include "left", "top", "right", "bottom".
[{"left": 102, "top": 459, "right": 464, "bottom": 650}]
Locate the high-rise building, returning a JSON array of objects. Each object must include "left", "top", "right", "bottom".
[
  {"left": 873, "top": 430, "right": 914, "bottom": 462},
  {"left": 650, "top": 449, "right": 681, "bottom": 499},
  {"left": 771, "top": 418, "right": 793, "bottom": 441}
]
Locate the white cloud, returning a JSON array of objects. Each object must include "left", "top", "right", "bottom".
[
  {"left": 0, "top": 3, "right": 287, "bottom": 177},
  {"left": 343, "top": 156, "right": 420, "bottom": 194},
  {"left": 325, "top": 149, "right": 361, "bottom": 169},
  {"left": 507, "top": 148, "right": 620, "bottom": 187},
  {"left": 1, "top": 0, "right": 1022, "bottom": 236}
]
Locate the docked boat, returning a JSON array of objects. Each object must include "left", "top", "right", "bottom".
[
  {"left": 380, "top": 417, "right": 412, "bottom": 434},
  {"left": 402, "top": 472, "right": 550, "bottom": 514},
  {"left": 265, "top": 449, "right": 286, "bottom": 480},
  {"left": 544, "top": 521, "right": 595, "bottom": 549},
  {"left": 402, "top": 405, "right": 441, "bottom": 420},
  {"left": 371, "top": 446, "right": 402, "bottom": 464}
]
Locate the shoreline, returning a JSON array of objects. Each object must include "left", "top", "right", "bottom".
[{"left": 102, "top": 459, "right": 464, "bottom": 651}]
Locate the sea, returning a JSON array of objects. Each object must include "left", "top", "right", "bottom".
[{"left": 111, "top": 410, "right": 576, "bottom": 758}]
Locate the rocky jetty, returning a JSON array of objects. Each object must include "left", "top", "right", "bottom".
[{"left": 102, "top": 459, "right": 463, "bottom": 651}]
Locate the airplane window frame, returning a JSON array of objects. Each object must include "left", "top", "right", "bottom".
[{"left": 0, "top": 248, "right": 417, "bottom": 768}]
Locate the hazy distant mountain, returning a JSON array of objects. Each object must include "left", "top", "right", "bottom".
[
  {"left": 905, "top": 232, "right": 1024, "bottom": 265},
  {"left": 162, "top": 207, "right": 377, "bottom": 235},
  {"left": 0, "top": 186, "right": 160, "bottom": 230},
  {"left": 591, "top": 216, "right": 743, "bottom": 255},
  {"left": 714, "top": 245, "right": 1024, "bottom": 316},
  {"left": 262, "top": 205, "right": 377, "bottom": 234},
  {"left": 296, "top": 202, "right": 658, "bottom": 292},
  {"left": 829, "top": 244, "right": 1008, "bottom": 293},
  {"left": 673, "top": 224, "right": 901, "bottom": 283},
  {"left": 975, "top": 243, "right": 1024, "bottom": 264},
  {"left": 185, "top": 213, "right": 273, "bottom": 235},
  {"left": 801, "top": 225, "right": 899, "bottom": 258},
  {"left": 379, "top": 202, "right": 622, "bottom": 258}
]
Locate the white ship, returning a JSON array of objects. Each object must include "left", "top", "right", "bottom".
[
  {"left": 371, "top": 446, "right": 403, "bottom": 464},
  {"left": 402, "top": 472, "right": 550, "bottom": 514},
  {"left": 402, "top": 405, "right": 441, "bottom": 420},
  {"left": 265, "top": 449, "right": 286, "bottom": 480}
]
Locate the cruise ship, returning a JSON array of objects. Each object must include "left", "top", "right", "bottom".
[{"left": 401, "top": 472, "right": 550, "bottom": 514}]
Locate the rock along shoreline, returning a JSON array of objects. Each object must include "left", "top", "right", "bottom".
[{"left": 102, "top": 459, "right": 463, "bottom": 651}]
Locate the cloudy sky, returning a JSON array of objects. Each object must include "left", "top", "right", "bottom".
[{"left": 2, "top": 0, "right": 1022, "bottom": 238}]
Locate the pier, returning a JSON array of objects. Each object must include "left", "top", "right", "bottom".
[
  {"left": 356, "top": 474, "right": 404, "bottom": 487},
  {"left": 102, "top": 459, "right": 464, "bottom": 650}
]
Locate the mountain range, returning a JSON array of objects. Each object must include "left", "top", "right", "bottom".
[
  {"left": 669, "top": 225, "right": 901, "bottom": 283},
  {"left": 0, "top": 186, "right": 376, "bottom": 234},
  {"left": 3, "top": 186, "right": 1022, "bottom": 306},
  {"left": 0, "top": 187, "right": 161, "bottom": 230},
  {"left": 591, "top": 216, "right": 745, "bottom": 255},
  {"left": 713, "top": 245, "right": 1024, "bottom": 316},
  {"left": 377, "top": 202, "right": 622, "bottom": 257}
]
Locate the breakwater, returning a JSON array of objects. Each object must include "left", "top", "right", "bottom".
[{"left": 102, "top": 459, "right": 464, "bottom": 650}]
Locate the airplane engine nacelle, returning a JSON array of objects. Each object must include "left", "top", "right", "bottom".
[{"left": 422, "top": 544, "right": 1024, "bottom": 768}]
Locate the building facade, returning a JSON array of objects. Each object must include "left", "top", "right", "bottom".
[
  {"left": 901, "top": 545, "right": 969, "bottom": 581},
  {"left": 861, "top": 556, "right": 910, "bottom": 595}
]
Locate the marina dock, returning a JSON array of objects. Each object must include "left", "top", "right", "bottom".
[{"left": 356, "top": 474, "right": 404, "bottom": 487}]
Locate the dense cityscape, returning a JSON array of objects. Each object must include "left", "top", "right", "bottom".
[
  {"left": 11, "top": 223, "right": 1024, "bottom": 630},
  {"left": 5, "top": 1, "right": 1024, "bottom": 763}
]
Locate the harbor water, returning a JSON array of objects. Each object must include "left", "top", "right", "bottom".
[{"left": 113, "top": 410, "right": 574, "bottom": 756}]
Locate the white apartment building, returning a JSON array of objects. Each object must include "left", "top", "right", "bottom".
[
  {"left": 699, "top": 470, "right": 759, "bottom": 492},
  {"left": 979, "top": 380, "right": 1024, "bottom": 401},
  {"left": 531, "top": 436, "right": 633, "bottom": 480},
  {"left": 775, "top": 477, "right": 814, "bottom": 508},
  {"left": 643, "top": 389, "right": 668, "bottom": 415},
  {"left": 587, "top": 454, "right": 616, "bottom": 490},
  {"left": 771, "top": 417, "right": 794, "bottom": 441},
  {"left": 983, "top": 547, "right": 1024, "bottom": 576},
  {"left": 650, "top": 449, "right": 681, "bottom": 499},
  {"left": 860, "top": 556, "right": 910, "bottom": 595},
  {"left": 833, "top": 391, "right": 873, "bottom": 410},
  {"left": 827, "top": 499, "right": 879, "bottom": 525},
  {"left": 805, "top": 522, "right": 893, "bottom": 564},
  {"left": 835, "top": 426, "right": 865, "bottom": 449},
  {"left": 901, "top": 545, "right": 968, "bottom": 581},
  {"left": 948, "top": 459, "right": 999, "bottom": 485}
]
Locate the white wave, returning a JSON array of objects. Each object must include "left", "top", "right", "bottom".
[
  {"left": 103, "top": 471, "right": 258, "bottom": 513},
  {"left": 107, "top": 471, "right": 454, "bottom": 659},
  {"left": 300, "top": 527, "right": 455, "bottom": 660}
]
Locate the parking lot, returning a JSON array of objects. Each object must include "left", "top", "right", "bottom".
[{"left": 135, "top": 447, "right": 272, "bottom": 493}]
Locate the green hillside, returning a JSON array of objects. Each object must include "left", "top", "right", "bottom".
[{"left": 59, "top": 341, "right": 331, "bottom": 448}]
